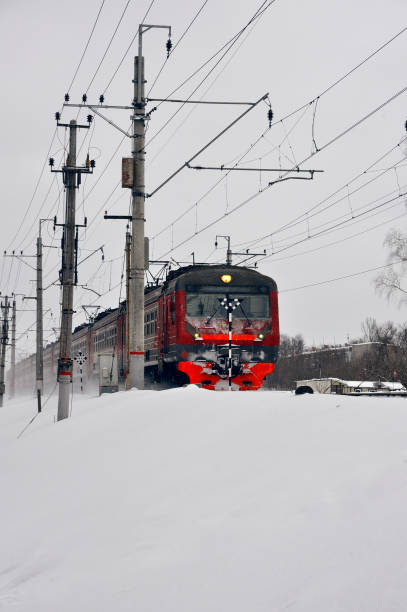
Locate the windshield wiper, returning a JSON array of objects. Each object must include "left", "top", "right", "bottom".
[
  {"left": 238, "top": 300, "right": 251, "bottom": 326},
  {"left": 205, "top": 299, "right": 223, "bottom": 325}
]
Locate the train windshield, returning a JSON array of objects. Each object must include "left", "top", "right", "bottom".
[{"left": 186, "top": 292, "right": 270, "bottom": 319}]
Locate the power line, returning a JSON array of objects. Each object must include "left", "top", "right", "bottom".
[
  {"left": 85, "top": 0, "right": 133, "bottom": 95},
  {"left": 67, "top": 0, "right": 106, "bottom": 94},
  {"left": 144, "top": 0, "right": 277, "bottom": 151},
  {"left": 147, "top": 0, "right": 210, "bottom": 97},
  {"left": 6, "top": 3, "right": 109, "bottom": 252},
  {"left": 257, "top": 189, "right": 407, "bottom": 261},
  {"left": 102, "top": 0, "right": 157, "bottom": 95},
  {"left": 156, "top": 83, "right": 407, "bottom": 259},
  {"left": 146, "top": 5, "right": 269, "bottom": 169},
  {"left": 151, "top": 24, "right": 407, "bottom": 250},
  {"left": 280, "top": 259, "right": 406, "bottom": 293},
  {"left": 237, "top": 138, "right": 407, "bottom": 249},
  {"left": 268, "top": 209, "right": 407, "bottom": 264}
]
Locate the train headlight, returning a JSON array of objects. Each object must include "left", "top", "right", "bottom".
[
  {"left": 257, "top": 333, "right": 264, "bottom": 340},
  {"left": 221, "top": 274, "right": 232, "bottom": 284},
  {"left": 194, "top": 332, "right": 200, "bottom": 339}
]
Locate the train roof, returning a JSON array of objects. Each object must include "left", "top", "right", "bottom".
[{"left": 165, "top": 264, "right": 277, "bottom": 291}]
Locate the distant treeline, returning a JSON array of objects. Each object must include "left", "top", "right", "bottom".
[{"left": 267, "top": 318, "right": 407, "bottom": 390}]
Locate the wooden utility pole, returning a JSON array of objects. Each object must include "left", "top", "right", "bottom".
[{"left": 0, "top": 296, "right": 10, "bottom": 407}]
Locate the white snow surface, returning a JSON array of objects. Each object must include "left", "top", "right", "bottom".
[{"left": 1, "top": 388, "right": 407, "bottom": 611}]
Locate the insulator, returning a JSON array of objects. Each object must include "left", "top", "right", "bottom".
[
  {"left": 87, "top": 114, "right": 93, "bottom": 123},
  {"left": 268, "top": 108, "right": 273, "bottom": 127},
  {"left": 405, "top": 119, "right": 407, "bottom": 133},
  {"left": 99, "top": 94, "right": 104, "bottom": 104},
  {"left": 49, "top": 157, "right": 54, "bottom": 167},
  {"left": 90, "top": 159, "right": 95, "bottom": 168},
  {"left": 55, "top": 111, "right": 60, "bottom": 121},
  {"left": 64, "top": 93, "right": 70, "bottom": 102},
  {"left": 166, "top": 38, "right": 172, "bottom": 58},
  {"left": 85, "top": 154, "right": 90, "bottom": 168},
  {"left": 82, "top": 93, "right": 87, "bottom": 103}
]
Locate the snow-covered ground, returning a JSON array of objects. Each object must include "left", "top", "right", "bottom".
[{"left": 1, "top": 387, "right": 407, "bottom": 611}]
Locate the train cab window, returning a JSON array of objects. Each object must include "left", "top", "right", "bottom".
[{"left": 186, "top": 291, "right": 270, "bottom": 319}]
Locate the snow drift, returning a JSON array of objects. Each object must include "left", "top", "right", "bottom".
[{"left": 1, "top": 388, "right": 407, "bottom": 611}]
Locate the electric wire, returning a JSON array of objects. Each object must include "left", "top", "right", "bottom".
[
  {"left": 280, "top": 258, "right": 406, "bottom": 294},
  {"left": 151, "top": 23, "right": 407, "bottom": 249},
  {"left": 157, "top": 82, "right": 407, "bottom": 259},
  {"left": 85, "top": 0, "right": 133, "bottom": 95},
  {"left": 268, "top": 209, "right": 407, "bottom": 264},
  {"left": 102, "top": 0, "right": 157, "bottom": 95},
  {"left": 66, "top": 0, "right": 106, "bottom": 94},
  {"left": 147, "top": 0, "right": 210, "bottom": 97},
  {"left": 238, "top": 138, "right": 407, "bottom": 250},
  {"left": 144, "top": 0, "right": 277, "bottom": 151},
  {"left": 7, "top": 2, "right": 112, "bottom": 252},
  {"left": 147, "top": 6, "right": 268, "bottom": 169}
]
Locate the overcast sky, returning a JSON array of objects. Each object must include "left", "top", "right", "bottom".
[{"left": 1, "top": 0, "right": 407, "bottom": 358}]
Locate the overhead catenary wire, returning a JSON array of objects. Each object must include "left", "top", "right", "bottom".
[
  {"left": 279, "top": 259, "right": 407, "bottom": 294},
  {"left": 6, "top": 3, "right": 112, "bottom": 253},
  {"left": 238, "top": 139, "right": 407, "bottom": 251},
  {"left": 156, "top": 82, "right": 407, "bottom": 260},
  {"left": 85, "top": 0, "right": 133, "bottom": 95},
  {"left": 102, "top": 0, "right": 157, "bottom": 95},
  {"left": 147, "top": 0, "right": 210, "bottom": 97},
  {"left": 245, "top": 189, "right": 407, "bottom": 264},
  {"left": 143, "top": 0, "right": 277, "bottom": 152},
  {"left": 151, "top": 25, "right": 407, "bottom": 249},
  {"left": 266, "top": 209, "right": 407, "bottom": 265},
  {"left": 66, "top": 0, "right": 106, "bottom": 95}
]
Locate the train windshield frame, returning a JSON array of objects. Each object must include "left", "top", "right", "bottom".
[{"left": 186, "top": 289, "right": 270, "bottom": 320}]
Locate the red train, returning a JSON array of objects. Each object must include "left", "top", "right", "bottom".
[{"left": 15, "top": 264, "right": 279, "bottom": 392}]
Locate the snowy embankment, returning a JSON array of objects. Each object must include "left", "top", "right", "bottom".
[{"left": 1, "top": 388, "right": 407, "bottom": 611}]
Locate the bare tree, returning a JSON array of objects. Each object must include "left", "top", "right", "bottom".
[{"left": 375, "top": 229, "right": 407, "bottom": 306}]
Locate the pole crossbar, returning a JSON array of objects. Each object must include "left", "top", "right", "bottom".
[
  {"left": 147, "top": 93, "right": 268, "bottom": 198},
  {"left": 146, "top": 98, "right": 256, "bottom": 106}
]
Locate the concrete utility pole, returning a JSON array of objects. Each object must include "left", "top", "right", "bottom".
[
  {"left": 129, "top": 48, "right": 146, "bottom": 390},
  {"left": 10, "top": 297, "right": 16, "bottom": 399},
  {"left": 125, "top": 230, "right": 131, "bottom": 388},
  {"left": 128, "top": 24, "right": 171, "bottom": 390},
  {"left": 57, "top": 120, "right": 77, "bottom": 421},
  {"left": 36, "top": 225, "right": 43, "bottom": 410},
  {"left": 0, "top": 296, "right": 10, "bottom": 407}
]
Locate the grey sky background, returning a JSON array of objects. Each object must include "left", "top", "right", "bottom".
[{"left": 1, "top": 0, "right": 407, "bottom": 359}]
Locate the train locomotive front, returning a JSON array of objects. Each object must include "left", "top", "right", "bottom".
[{"left": 171, "top": 265, "right": 279, "bottom": 390}]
